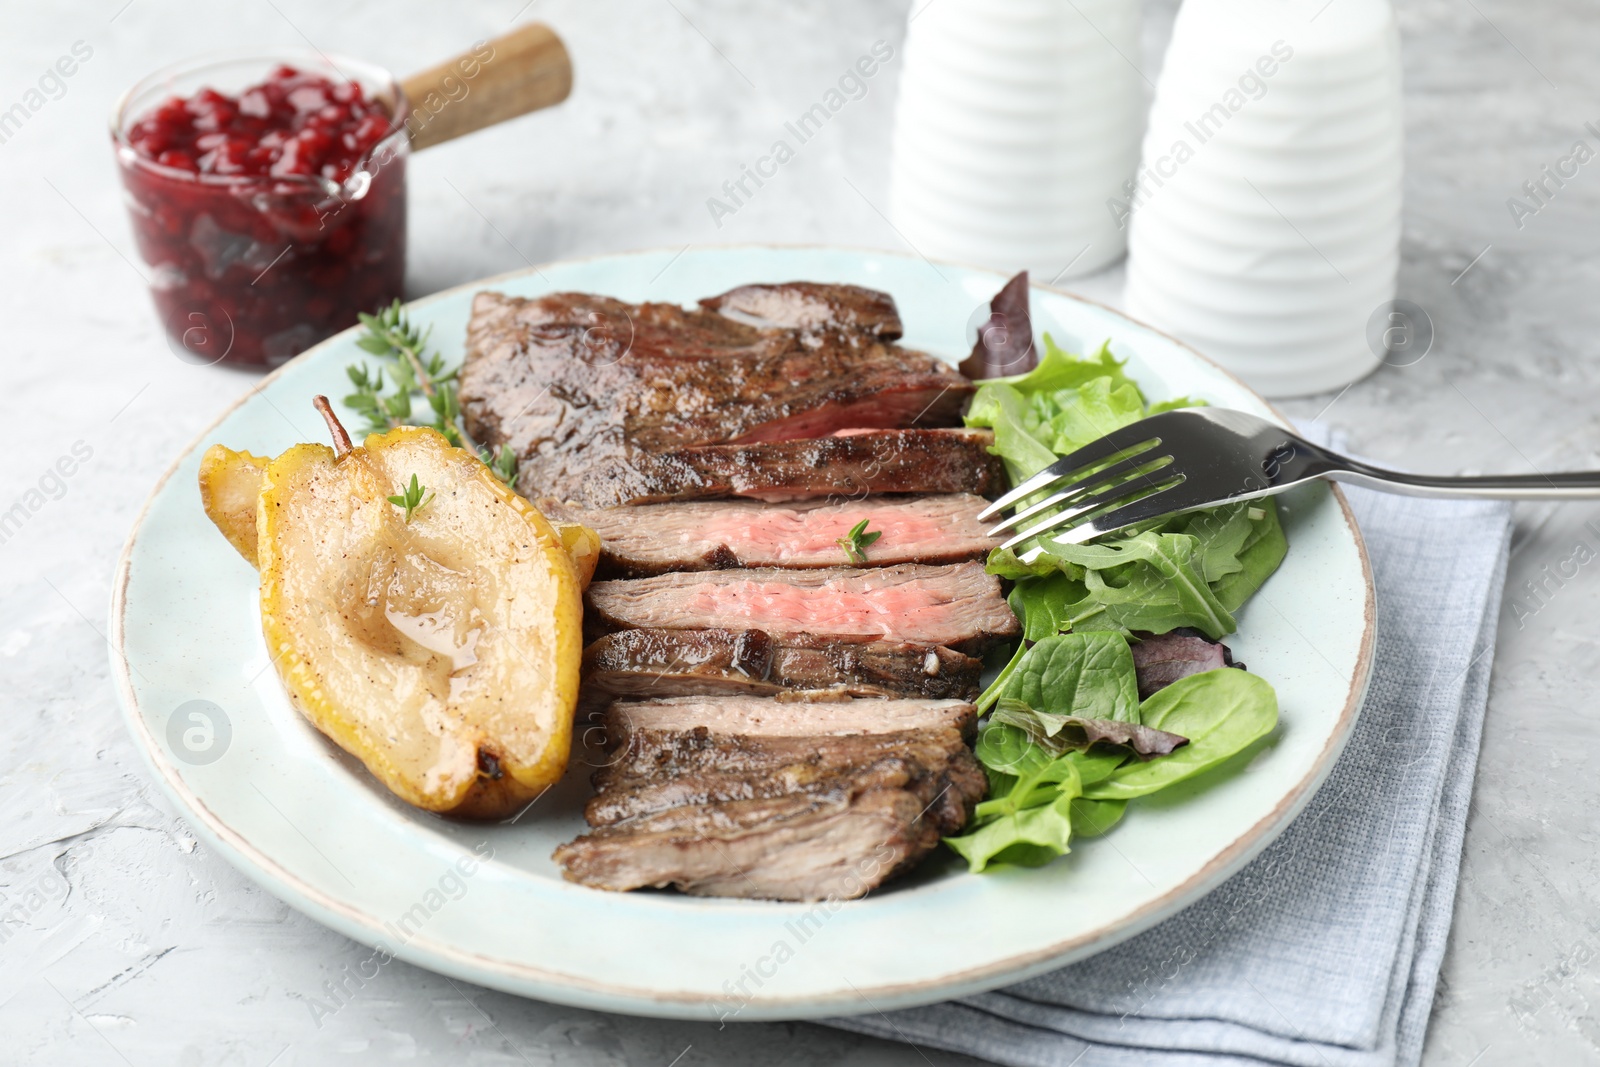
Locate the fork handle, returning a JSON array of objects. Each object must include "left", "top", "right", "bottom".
[{"left": 1323, "top": 461, "right": 1600, "bottom": 500}]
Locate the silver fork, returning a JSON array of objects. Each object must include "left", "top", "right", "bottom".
[{"left": 979, "top": 407, "right": 1600, "bottom": 562}]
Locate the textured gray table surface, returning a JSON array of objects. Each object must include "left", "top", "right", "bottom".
[{"left": 4, "top": 1, "right": 1598, "bottom": 1063}]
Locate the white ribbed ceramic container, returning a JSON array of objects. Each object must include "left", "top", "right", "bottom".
[
  {"left": 888, "top": 0, "right": 1145, "bottom": 280},
  {"left": 1123, "top": 0, "right": 1402, "bottom": 397}
]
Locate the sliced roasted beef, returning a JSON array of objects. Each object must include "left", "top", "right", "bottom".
[
  {"left": 584, "top": 428, "right": 1005, "bottom": 507},
  {"left": 553, "top": 785, "right": 957, "bottom": 900},
  {"left": 582, "top": 629, "right": 982, "bottom": 702},
  {"left": 1130, "top": 628, "right": 1243, "bottom": 700},
  {"left": 594, "top": 726, "right": 971, "bottom": 793},
  {"left": 600, "top": 696, "right": 977, "bottom": 742},
  {"left": 459, "top": 288, "right": 975, "bottom": 505},
  {"left": 585, "top": 561, "right": 1019, "bottom": 651},
  {"left": 555, "top": 721, "right": 986, "bottom": 899},
  {"left": 587, "top": 727, "right": 978, "bottom": 827},
  {"left": 699, "top": 282, "right": 902, "bottom": 339},
  {"left": 543, "top": 494, "right": 998, "bottom": 576}
]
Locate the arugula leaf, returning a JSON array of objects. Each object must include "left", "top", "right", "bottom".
[
  {"left": 1046, "top": 532, "right": 1238, "bottom": 640},
  {"left": 1083, "top": 668, "right": 1279, "bottom": 800}
]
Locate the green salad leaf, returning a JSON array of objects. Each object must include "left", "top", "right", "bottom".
[
  {"left": 1068, "top": 797, "right": 1127, "bottom": 838},
  {"left": 950, "top": 333, "right": 1291, "bottom": 875},
  {"left": 966, "top": 336, "right": 1287, "bottom": 641},
  {"left": 949, "top": 634, "right": 1146, "bottom": 870},
  {"left": 997, "top": 632, "right": 1140, "bottom": 723},
  {"left": 1082, "top": 668, "right": 1278, "bottom": 800},
  {"left": 991, "top": 702, "right": 1189, "bottom": 760},
  {"left": 945, "top": 779, "right": 1080, "bottom": 872}
]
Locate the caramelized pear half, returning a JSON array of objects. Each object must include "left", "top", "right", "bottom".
[
  {"left": 200, "top": 441, "right": 601, "bottom": 588},
  {"left": 256, "top": 422, "right": 584, "bottom": 818},
  {"left": 199, "top": 445, "right": 270, "bottom": 563}
]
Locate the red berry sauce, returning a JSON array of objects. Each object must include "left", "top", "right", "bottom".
[{"left": 118, "top": 65, "right": 407, "bottom": 366}]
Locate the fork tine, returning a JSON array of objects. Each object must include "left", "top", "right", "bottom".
[
  {"left": 975, "top": 424, "right": 1168, "bottom": 521},
  {"left": 1014, "top": 481, "right": 1195, "bottom": 562},
  {"left": 999, "top": 472, "right": 1184, "bottom": 552},
  {"left": 987, "top": 451, "right": 1176, "bottom": 536}
]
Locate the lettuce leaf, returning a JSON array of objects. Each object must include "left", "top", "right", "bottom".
[
  {"left": 948, "top": 731, "right": 1084, "bottom": 872},
  {"left": 992, "top": 702, "right": 1189, "bottom": 760},
  {"left": 1068, "top": 797, "right": 1127, "bottom": 838},
  {"left": 995, "top": 632, "right": 1140, "bottom": 723},
  {"left": 952, "top": 335, "right": 1291, "bottom": 874},
  {"left": 967, "top": 337, "right": 1287, "bottom": 639},
  {"left": 949, "top": 634, "right": 1146, "bottom": 871},
  {"left": 1082, "top": 668, "right": 1279, "bottom": 801}
]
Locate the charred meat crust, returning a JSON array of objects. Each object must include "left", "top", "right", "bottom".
[
  {"left": 575, "top": 429, "right": 1006, "bottom": 508},
  {"left": 580, "top": 628, "right": 983, "bottom": 701},
  {"left": 459, "top": 287, "right": 975, "bottom": 507},
  {"left": 585, "top": 727, "right": 978, "bottom": 826},
  {"left": 553, "top": 728, "right": 986, "bottom": 900},
  {"left": 699, "top": 281, "right": 903, "bottom": 339},
  {"left": 552, "top": 788, "right": 949, "bottom": 899}
]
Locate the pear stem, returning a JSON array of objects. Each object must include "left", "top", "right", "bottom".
[{"left": 312, "top": 395, "right": 353, "bottom": 458}]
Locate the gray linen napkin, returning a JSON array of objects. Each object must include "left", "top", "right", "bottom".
[{"left": 829, "top": 487, "right": 1515, "bottom": 1067}]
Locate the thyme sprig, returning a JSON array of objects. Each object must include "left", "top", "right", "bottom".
[
  {"left": 387, "top": 474, "right": 434, "bottom": 523},
  {"left": 837, "top": 519, "right": 883, "bottom": 564},
  {"left": 345, "top": 300, "right": 520, "bottom": 489}
]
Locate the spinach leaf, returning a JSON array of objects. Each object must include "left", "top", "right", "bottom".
[
  {"left": 974, "top": 721, "right": 1048, "bottom": 777},
  {"left": 1083, "top": 668, "right": 1279, "bottom": 800},
  {"left": 1068, "top": 749, "right": 1127, "bottom": 786},
  {"left": 1069, "top": 797, "right": 1127, "bottom": 838},
  {"left": 999, "top": 632, "right": 1141, "bottom": 723},
  {"left": 1007, "top": 571, "right": 1082, "bottom": 641}
]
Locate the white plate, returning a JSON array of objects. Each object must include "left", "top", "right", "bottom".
[{"left": 110, "top": 245, "right": 1374, "bottom": 1021}]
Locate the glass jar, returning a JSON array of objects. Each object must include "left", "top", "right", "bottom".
[{"left": 112, "top": 52, "right": 410, "bottom": 368}]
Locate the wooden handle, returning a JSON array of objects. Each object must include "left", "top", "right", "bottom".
[{"left": 400, "top": 23, "right": 572, "bottom": 152}]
